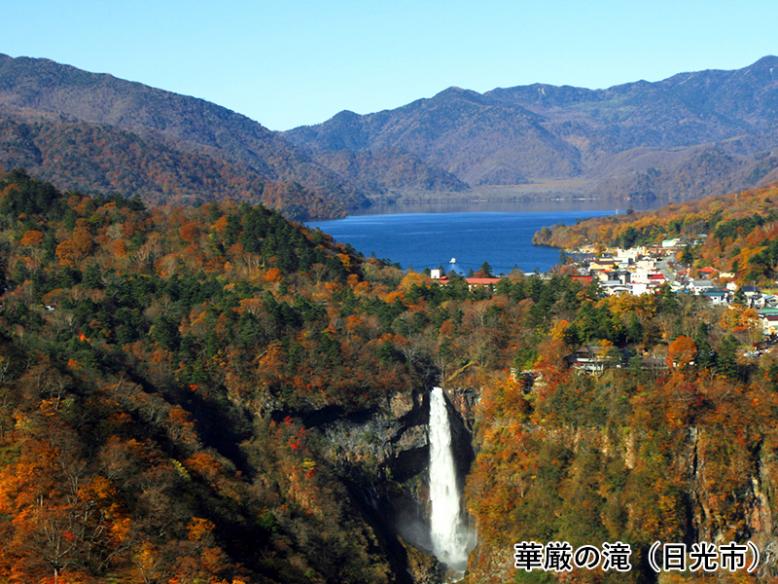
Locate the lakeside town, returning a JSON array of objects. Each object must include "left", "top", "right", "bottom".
[
  {"left": 429, "top": 238, "right": 778, "bottom": 373},
  {"left": 561, "top": 237, "right": 778, "bottom": 339}
]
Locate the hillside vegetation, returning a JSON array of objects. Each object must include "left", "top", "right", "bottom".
[
  {"left": 0, "top": 54, "right": 367, "bottom": 219},
  {"left": 288, "top": 56, "right": 778, "bottom": 203},
  {"left": 0, "top": 111, "right": 354, "bottom": 219},
  {"left": 3, "top": 53, "right": 778, "bottom": 218},
  {"left": 0, "top": 171, "right": 776, "bottom": 582},
  {"left": 534, "top": 182, "right": 778, "bottom": 284}
]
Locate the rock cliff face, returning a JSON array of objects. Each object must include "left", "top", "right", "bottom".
[
  {"left": 464, "top": 401, "right": 778, "bottom": 583},
  {"left": 277, "top": 385, "right": 480, "bottom": 583},
  {"left": 686, "top": 426, "right": 778, "bottom": 579},
  {"left": 442, "top": 387, "right": 478, "bottom": 498},
  {"left": 268, "top": 387, "right": 437, "bottom": 582}
]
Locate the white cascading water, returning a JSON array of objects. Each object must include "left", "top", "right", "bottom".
[{"left": 428, "top": 386, "right": 471, "bottom": 571}]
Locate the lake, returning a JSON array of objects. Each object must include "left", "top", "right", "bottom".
[{"left": 308, "top": 210, "right": 618, "bottom": 275}]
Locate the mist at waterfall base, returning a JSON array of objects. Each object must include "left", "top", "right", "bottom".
[{"left": 428, "top": 387, "right": 475, "bottom": 572}]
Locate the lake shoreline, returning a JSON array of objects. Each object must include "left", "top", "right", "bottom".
[{"left": 309, "top": 209, "right": 619, "bottom": 276}]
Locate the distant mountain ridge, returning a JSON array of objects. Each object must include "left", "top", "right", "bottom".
[
  {"left": 286, "top": 55, "right": 778, "bottom": 204},
  {"left": 1, "top": 53, "right": 778, "bottom": 215},
  {"left": 0, "top": 53, "right": 370, "bottom": 218}
]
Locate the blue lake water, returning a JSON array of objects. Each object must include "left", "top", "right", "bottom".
[{"left": 308, "top": 210, "right": 618, "bottom": 275}]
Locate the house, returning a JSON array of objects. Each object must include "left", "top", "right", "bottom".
[
  {"left": 602, "top": 280, "right": 630, "bottom": 295},
  {"left": 703, "top": 288, "right": 728, "bottom": 305},
  {"left": 614, "top": 248, "right": 639, "bottom": 263},
  {"left": 752, "top": 295, "right": 768, "bottom": 309},
  {"left": 758, "top": 308, "right": 778, "bottom": 336},
  {"left": 566, "top": 350, "right": 606, "bottom": 373},
  {"left": 589, "top": 260, "right": 617, "bottom": 273},
  {"left": 648, "top": 273, "right": 666, "bottom": 285},
  {"left": 570, "top": 275, "right": 593, "bottom": 285},
  {"left": 633, "top": 259, "right": 660, "bottom": 284},
  {"left": 465, "top": 277, "right": 501, "bottom": 290},
  {"left": 699, "top": 266, "right": 718, "bottom": 278},
  {"left": 614, "top": 270, "right": 631, "bottom": 284},
  {"left": 566, "top": 346, "right": 622, "bottom": 373},
  {"left": 635, "top": 258, "right": 657, "bottom": 272},
  {"left": 661, "top": 238, "right": 681, "bottom": 248},
  {"left": 690, "top": 279, "right": 715, "bottom": 294}
]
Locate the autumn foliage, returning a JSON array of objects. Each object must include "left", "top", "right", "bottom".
[
  {"left": 535, "top": 182, "right": 778, "bottom": 284},
  {"left": 0, "top": 170, "right": 776, "bottom": 583}
]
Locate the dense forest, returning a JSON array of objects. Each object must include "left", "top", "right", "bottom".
[
  {"left": 534, "top": 183, "right": 778, "bottom": 285},
  {"left": 0, "top": 53, "right": 370, "bottom": 221},
  {"left": 0, "top": 112, "right": 360, "bottom": 221},
  {"left": 0, "top": 170, "right": 776, "bottom": 582},
  {"left": 287, "top": 55, "right": 778, "bottom": 203}
]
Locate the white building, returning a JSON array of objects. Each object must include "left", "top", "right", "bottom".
[
  {"left": 758, "top": 309, "right": 778, "bottom": 336},
  {"left": 690, "top": 279, "right": 715, "bottom": 295},
  {"left": 614, "top": 248, "right": 640, "bottom": 262}
]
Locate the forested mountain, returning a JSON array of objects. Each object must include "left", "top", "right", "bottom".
[
  {"left": 0, "top": 110, "right": 355, "bottom": 219},
  {"left": 0, "top": 170, "right": 416, "bottom": 582},
  {"left": 0, "top": 53, "right": 368, "bottom": 219},
  {"left": 3, "top": 54, "right": 778, "bottom": 217},
  {"left": 1, "top": 170, "right": 777, "bottom": 582},
  {"left": 534, "top": 182, "right": 778, "bottom": 284},
  {"left": 287, "top": 56, "right": 778, "bottom": 204}
]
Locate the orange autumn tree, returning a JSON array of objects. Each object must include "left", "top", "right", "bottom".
[
  {"left": 666, "top": 335, "right": 697, "bottom": 369},
  {"left": 178, "top": 221, "right": 200, "bottom": 244},
  {"left": 20, "top": 229, "right": 44, "bottom": 246}
]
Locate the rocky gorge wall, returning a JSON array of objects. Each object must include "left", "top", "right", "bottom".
[{"left": 282, "top": 385, "right": 479, "bottom": 583}]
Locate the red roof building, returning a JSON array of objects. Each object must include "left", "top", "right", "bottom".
[
  {"left": 465, "top": 277, "right": 501, "bottom": 288},
  {"left": 571, "top": 275, "right": 593, "bottom": 285}
]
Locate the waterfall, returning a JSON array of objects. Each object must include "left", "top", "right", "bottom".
[{"left": 428, "top": 386, "right": 471, "bottom": 571}]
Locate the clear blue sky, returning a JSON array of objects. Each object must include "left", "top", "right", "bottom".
[{"left": 4, "top": 1, "right": 777, "bottom": 130}]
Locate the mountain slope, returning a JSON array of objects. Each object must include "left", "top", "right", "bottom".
[
  {"left": 3, "top": 53, "right": 778, "bottom": 211},
  {"left": 289, "top": 89, "right": 582, "bottom": 185},
  {"left": 534, "top": 180, "right": 778, "bottom": 284},
  {"left": 3, "top": 172, "right": 777, "bottom": 583},
  {"left": 0, "top": 109, "right": 353, "bottom": 218},
  {"left": 0, "top": 53, "right": 368, "bottom": 218},
  {"left": 287, "top": 56, "right": 778, "bottom": 204}
]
